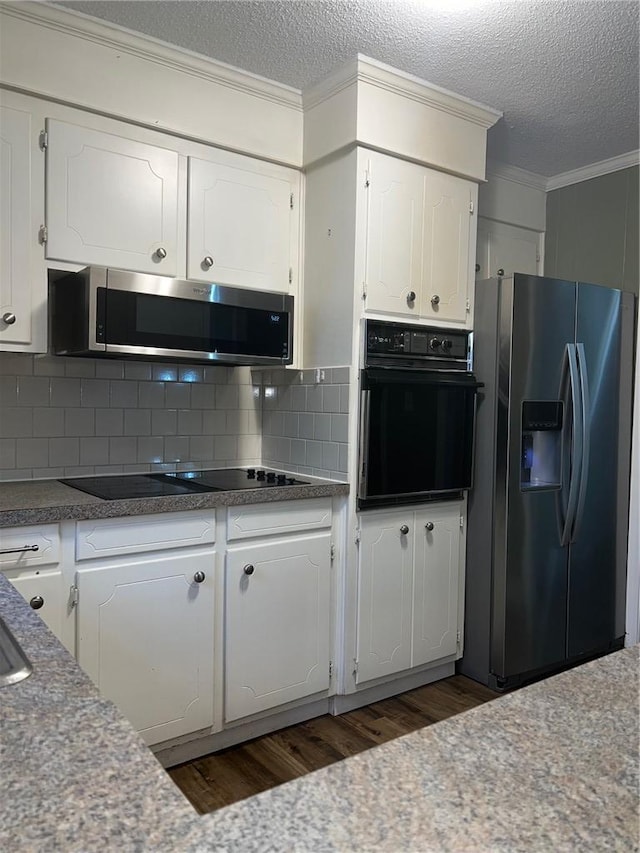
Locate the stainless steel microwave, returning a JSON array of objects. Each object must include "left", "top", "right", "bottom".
[{"left": 49, "top": 267, "right": 294, "bottom": 366}]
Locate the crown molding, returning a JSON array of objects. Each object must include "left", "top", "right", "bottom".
[
  {"left": 485, "top": 160, "right": 547, "bottom": 191},
  {"left": 303, "top": 54, "right": 502, "bottom": 129},
  {"left": 546, "top": 150, "right": 640, "bottom": 191},
  {"left": 0, "top": 0, "right": 303, "bottom": 111}
]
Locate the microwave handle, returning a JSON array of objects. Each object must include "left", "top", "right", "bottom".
[{"left": 358, "top": 389, "right": 371, "bottom": 500}]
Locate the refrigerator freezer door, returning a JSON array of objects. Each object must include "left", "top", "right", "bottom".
[
  {"left": 492, "top": 274, "right": 576, "bottom": 682},
  {"left": 568, "top": 284, "right": 629, "bottom": 657}
]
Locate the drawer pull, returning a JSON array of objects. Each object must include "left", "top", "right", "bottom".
[
  {"left": 400, "top": 525, "right": 409, "bottom": 535},
  {"left": 425, "top": 521, "right": 435, "bottom": 532},
  {"left": 193, "top": 571, "right": 206, "bottom": 584},
  {"left": 0, "top": 545, "right": 39, "bottom": 555},
  {"left": 29, "top": 596, "right": 44, "bottom": 610},
  {"left": 243, "top": 564, "right": 255, "bottom": 576}
]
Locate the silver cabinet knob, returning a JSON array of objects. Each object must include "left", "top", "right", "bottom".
[
  {"left": 243, "top": 564, "right": 255, "bottom": 576},
  {"left": 155, "top": 247, "right": 167, "bottom": 260},
  {"left": 400, "top": 524, "right": 409, "bottom": 535},
  {"left": 425, "top": 521, "right": 434, "bottom": 532},
  {"left": 193, "top": 571, "right": 205, "bottom": 583},
  {"left": 431, "top": 294, "right": 440, "bottom": 306},
  {"left": 407, "top": 291, "right": 416, "bottom": 304},
  {"left": 2, "top": 312, "right": 16, "bottom": 325},
  {"left": 29, "top": 595, "right": 44, "bottom": 610},
  {"left": 497, "top": 268, "right": 505, "bottom": 277},
  {"left": 202, "top": 256, "right": 214, "bottom": 269}
]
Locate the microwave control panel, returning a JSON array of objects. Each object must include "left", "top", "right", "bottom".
[{"left": 365, "top": 320, "right": 470, "bottom": 365}]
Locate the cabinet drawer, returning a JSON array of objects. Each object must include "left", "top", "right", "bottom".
[
  {"left": 75, "top": 511, "right": 215, "bottom": 561},
  {"left": 0, "top": 525, "right": 60, "bottom": 569},
  {"left": 226, "top": 499, "right": 332, "bottom": 541}
]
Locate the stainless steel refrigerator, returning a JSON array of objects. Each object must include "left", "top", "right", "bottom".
[{"left": 461, "top": 274, "right": 635, "bottom": 690}]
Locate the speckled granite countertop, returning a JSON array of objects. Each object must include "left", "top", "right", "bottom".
[
  {"left": 1, "top": 572, "right": 638, "bottom": 851},
  {"left": 0, "top": 474, "right": 349, "bottom": 527}
]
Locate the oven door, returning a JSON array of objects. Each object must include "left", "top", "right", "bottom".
[{"left": 358, "top": 367, "right": 481, "bottom": 509}]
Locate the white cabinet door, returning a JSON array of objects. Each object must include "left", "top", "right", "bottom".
[
  {"left": 188, "top": 154, "right": 297, "bottom": 293},
  {"left": 7, "top": 571, "right": 69, "bottom": 650},
  {"left": 45, "top": 120, "right": 179, "bottom": 276},
  {"left": 422, "top": 170, "right": 476, "bottom": 325},
  {"left": 225, "top": 533, "right": 331, "bottom": 721},
  {"left": 356, "top": 510, "right": 413, "bottom": 684},
  {"left": 0, "top": 105, "right": 37, "bottom": 349},
  {"left": 76, "top": 550, "right": 214, "bottom": 745},
  {"left": 363, "top": 152, "right": 425, "bottom": 317},
  {"left": 476, "top": 218, "right": 541, "bottom": 279},
  {"left": 412, "top": 505, "right": 462, "bottom": 667}
]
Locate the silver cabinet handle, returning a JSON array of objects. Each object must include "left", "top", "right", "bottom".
[
  {"left": 407, "top": 291, "right": 416, "bottom": 304},
  {"left": 30, "top": 596, "right": 44, "bottom": 610},
  {"left": 425, "top": 521, "right": 434, "bottom": 531},
  {"left": 2, "top": 312, "right": 16, "bottom": 325},
  {"left": 202, "top": 256, "right": 214, "bottom": 269},
  {"left": 193, "top": 571, "right": 205, "bottom": 583},
  {"left": 155, "top": 247, "right": 167, "bottom": 260},
  {"left": 431, "top": 294, "right": 440, "bottom": 306},
  {"left": 0, "top": 545, "right": 39, "bottom": 555},
  {"left": 400, "top": 525, "right": 409, "bottom": 535},
  {"left": 243, "top": 564, "right": 255, "bottom": 576}
]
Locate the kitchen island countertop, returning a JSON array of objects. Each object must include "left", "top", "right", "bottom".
[
  {"left": 1, "top": 570, "right": 638, "bottom": 852},
  {"left": 0, "top": 473, "right": 349, "bottom": 527}
]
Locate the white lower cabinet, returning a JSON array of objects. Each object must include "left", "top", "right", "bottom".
[
  {"left": 225, "top": 533, "right": 332, "bottom": 722},
  {"left": 76, "top": 550, "right": 215, "bottom": 746},
  {"left": 6, "top": 570, "right": 69, "bottom": 650},
  {"left": 356, "top": 502, "right": 463, "bottom": 685}
]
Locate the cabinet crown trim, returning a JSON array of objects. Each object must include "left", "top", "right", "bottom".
[
  {"left": 1, "top": 1, "right": 303, "bottom": 111},
  {"left": 303, "top": 54, "right": 502, "bottom": 129}
]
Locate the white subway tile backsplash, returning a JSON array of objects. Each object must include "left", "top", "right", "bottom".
[
  {"left": 0, "top": 408, "right": 33, "bottom": 438},
  {"left": 322, "top": 385, "right": 340, "bottom": 413},
  {"left": 151, "top": 409, "right": 177, "bottom": 436},
  {"left": 0, "top": 354, "right": 33, "bottom": 375},
  {"left": 95, "top": 408, "right": 123, "bottom": 437},
  {"left": 165, "top": 382, "right": 191, "bottom": 409},
  {"left": 81, "top": 378, "right": 110, "bottom": 408},
  {"left": 306, "top": 440, "right": 323, "bottom": 468},
  {"left": 284, "top": 412, "right": 299, "bottom": 438},
  {"left": 152, "top": 364, "right": 178, "bottom": 382},
  {"left": 109, "top": 436, "right": 138, "bottom": 465},
  {"left": 322, "top": 442, "right": 339, "bottom": 471},
  {"left": 65, "top": 408, "right": 96, "bottom": 437},
  {"left": 215, "top": 434, "right": 238, "bottom": 460},
  {"left": 17, "top": 376, "right": 50, "bottom": 406},
  {"left": 338, "top": 443, "right": 349, "bottom": 473},
  {"left": 110, "top": 380, "right": 138, "bottom": 409},
  {"left": 178, "top": 409, "right": 203, "bottom": 435},
  {"left": 64, "top": 359, "right": 95, "bottom": 378},
  {"left": 299, "top": 412, "right": 314, "bottom": 439},
  {"left": 191, "top": 383, "right": 216, "bottom": 409},
  {"left": 306, "top": 385, "right": 323, "bottom": 413},
  {"left": 291, "top": 439, "right": 306, "bottom": 465},
  {"left": 190, "top": 435, "right": 215, "bottom": 461},
  {"left": 138, "top": 382, "right": 165, "bottom": 409},
  {"left": 33, "top": 356, "right": 67, "bottom": 377},
  {"left": 125, "top": 409, "right": 151, "bottom": 436},
  {"left": 330, "top": 414, "right": 349, "bottom": 443},
  {"left": 339, "top": 385, "right": 350, "bottom": 414},
  {"left": 164, "top": 436, "right": 190, "bottom": 462},
  {"left": 216, "top": 384, "right": 239, "bottom": 410},
  {"left": 33, "top": 408, "right": 65, "bottom": 438},
  {"left": 137, "top": 436, "right": 164, "bottom": 463},
  {"left": 95, "top": 360, "right": 125, "bottom": 379},
  {"left": 124, "top": 362, "right": 152, "bottom": 381},
  {"left": 49, "top": 437, "right": 80, "bottom": 467},
  {"left": 80, "top": 437, "right": 109, "bottom": 466},
  {"left": 313, "top": 413, "right": 331, "bottom": 441},
  {"left": 0, "top": 375, "right": 18, "bottom": 405},
  {"left": 50, "top": 377, "right": 81, "bottom": 408},
  {"left": 179, "top": 365, "right": 204, "bottom": 383},
  {"left": 203, "top": 410, "right": 227, "bottom": 435},
  {"left": 330, "top": 367, "right": 350, "bottom": 383},
  {"left": 0, "top": 439, "right": 16, "bottom": 468}
]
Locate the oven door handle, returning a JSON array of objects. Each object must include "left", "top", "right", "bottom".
[
  {"left": 358, "top": 389, "right": 371, "bottom": 500},
  {"left": 364, "top": 366, "right": 482, "bottom": 388}
]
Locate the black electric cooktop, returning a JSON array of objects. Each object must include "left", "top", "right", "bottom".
[{"left": 60, "top": 469, "right": 310, "bottom": 501}]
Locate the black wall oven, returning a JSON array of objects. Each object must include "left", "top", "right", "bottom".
[{"left": 358, "top": 320, "right": 481, "bottom": 509}]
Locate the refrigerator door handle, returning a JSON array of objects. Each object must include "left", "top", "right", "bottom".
[
  {"left": 571, "top": 342, "right": 591, "bottom": 542},
  {"left": 560, "top": 344, "right": 583, "bottom": 547}
]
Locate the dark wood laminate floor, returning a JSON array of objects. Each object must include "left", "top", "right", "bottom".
[{"left": 169, "top": 675, "right": 497, "bottom": 814}]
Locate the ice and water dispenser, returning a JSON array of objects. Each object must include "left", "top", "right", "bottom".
[{"left": 520, "top": 401, "right": 563, "bottom": 490}]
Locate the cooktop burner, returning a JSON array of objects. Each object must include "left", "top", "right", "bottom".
[
  {"left": 166, "top": 468, "right": 310, "bottom": 490},
  {"left": 59, "top": 469, "right": 310, "bottom": 500}
]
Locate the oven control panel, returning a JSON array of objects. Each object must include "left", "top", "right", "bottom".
[{"left": 366, "top": 320, "right": 470, "bottom": 365}]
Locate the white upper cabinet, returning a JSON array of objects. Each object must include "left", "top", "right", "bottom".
[
  {"left": 45, "top": 119, "right": 179, "bottom": 276},
  {"left": 422, "top": 171, "right": 477, "bottom": 324},
  {"left": 362, "top": 150, "right": 476, "bottom": 327},
  {"left": 364, "top": 154, "right": 425, "bottom": 317},
  {"left": 476, "top": 218, "right": 541, "bottom": 280},
  {"left": 188, "top": 154, "right": 298, "bottom": 293},
  {"left": 0, "top": 104, "right": 43, "bottom": 351}
]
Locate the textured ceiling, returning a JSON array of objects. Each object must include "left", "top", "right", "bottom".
[{"left": 52, "top": 0, "right": 639, "bottom": 177}]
